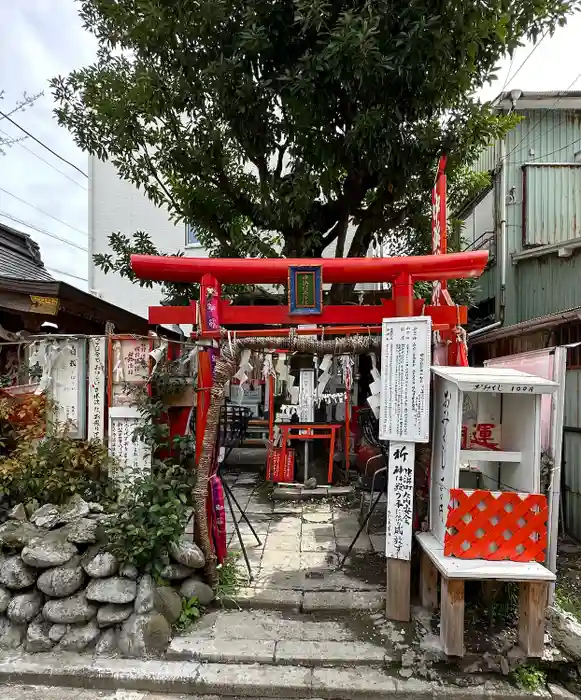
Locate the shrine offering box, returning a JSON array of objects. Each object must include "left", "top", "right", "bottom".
[{"left": 429, "top": 367, "right": 557, "bottom": 563}]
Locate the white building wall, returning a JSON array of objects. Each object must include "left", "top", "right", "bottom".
[
  {"left": 460, "top": 189, "right": 495, "bottom": 250},
  {"left": 88, "top": 156, "right": 207, "bottom": 321}
]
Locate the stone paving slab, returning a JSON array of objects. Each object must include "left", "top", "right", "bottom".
[
  {"left": 169, "top": 638, "right": 276, "bottom": 664},
  {"left": 231, "top": 588, "right": 303, "bottom": 612},
  {"left": 0, "top": 657, "right": 555, "bottom": 699},
  {"left": 275, "top": 640, "right": 386, "bottom": 667},
  {"left": 302, "top": 591, "right": 385, "bottom": 613}
]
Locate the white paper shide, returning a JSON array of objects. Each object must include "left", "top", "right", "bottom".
[{"left": 379, "top": 317, "right": 431, "bottom": 442}]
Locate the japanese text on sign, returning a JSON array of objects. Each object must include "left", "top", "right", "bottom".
[
  {"left": 88, "top": 337, "right": 106, "bottom": 441},
  {"left": 386, "top": 441, "right": 415, "bottom": 560},
  {"left": 471, "top": 383, "right": 535, "bottom": 393},
  {"left": 108, "top": 408, "right": 151, "bottom": 484},
  {"left": 49, "top": 339, "right": 87, "bottom": 439},
  {"left": 379, "top": 317, "right": 431, "bottom": 442}
]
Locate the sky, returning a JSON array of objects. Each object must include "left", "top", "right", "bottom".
[{"left": 0, "top": 3, "right": 581, "bottom": 292}]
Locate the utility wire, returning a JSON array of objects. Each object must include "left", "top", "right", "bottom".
[
  {"left": 527, "top": 135, "right": 581, "bottom": 162},
  {"left": 0, "top": 210, "right": 88, "bottom": 253},
  {"left": 505, "top": 70, "right": 581, "bottom": 160},
  {"left": 0, "top": 187, "right": 87, "bottom": 237},
  {"left": 0, "top": 110, "right": 88, "bottom": 179},
  {"left": 0, "top": 128, "right": 87, "bottom": 191},
  {"left": 501, "top": 33, "right": 547, "bottom": 91},
  {"left": 47, "top": 266, "right": 88, "bottom": 283}
]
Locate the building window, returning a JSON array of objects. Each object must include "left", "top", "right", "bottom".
[{"left": 185, "top": 223, "right": 200, "bottom": 246}]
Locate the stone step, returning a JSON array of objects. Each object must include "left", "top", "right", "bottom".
[
  {"left": 0, "top": 653, "right": 551, "bottom": 699},
  {"left": 168, "top": 636, "right": 387, "bottom": 668},
  {"left": 229, "top": 588, "right": 385, "bottom": 614}
]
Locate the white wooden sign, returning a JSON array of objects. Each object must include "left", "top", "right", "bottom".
[
  {"left": 88, "top": 336, "right": 106, "bottom": 441},
  {"left": 385, "top": 441, "right": 415, "bottom": 560},
  {"left": 299, "top": 370, "right": 315, "bottom": 423},
  {"left": 110, "top": 337, "right": 151, "bottom": 407},
  {"left": 429, "top": 380, "right": 461, "bottom": 544},
  {"left": 379, "top": 317, "right": 431, "bottom": 442},
  {"left": 108, "top": 407, "right": 152, "bottom": 485},
  {"left": 48, "top": 339, "right": 87, "bottom": 439}
]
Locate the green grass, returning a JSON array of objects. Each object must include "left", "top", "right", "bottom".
[
  {"left": 511, "top": 664, "right": 546, "bottom": 693},
  {"left": 215, "top": 552, "right": 244, "bottom": 603},
  {"left": 556, "top": 587, "right": 581, "bottom": 622}
]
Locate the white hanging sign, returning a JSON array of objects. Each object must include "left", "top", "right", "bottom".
[
  {"left": 299, "top": 370, "right": 315, "bottom": 423},
  {"left": 379, "top": 317, "right": 431, "bottom": 442},
  {"left": 108, "top": 407, "right": 152, "bottom": 485},
  {"left": 385, "top": 441, "right": 415, "bottom": 560},
  {"left": 88, "top": 336, "right": 106, "bottom": 441}
]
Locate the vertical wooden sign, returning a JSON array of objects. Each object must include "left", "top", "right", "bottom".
[
  {"left": 385, "top": 441, "right": 416, "bottom": 560},
  {"left": 88, "top": 336, "right": 106, "bottom": 441}
]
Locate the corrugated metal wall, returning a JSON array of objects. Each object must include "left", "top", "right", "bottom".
[
  {"left": 564, "top": 369, "right": 581, "bottom": 539},
  {"left": 517, "top": 255, "right": 581, "bottom": 320},
  {"left": 524, "top": 164, "right": 581, "bottom": 246}
]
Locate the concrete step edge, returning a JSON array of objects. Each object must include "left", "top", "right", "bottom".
[
  {"left": 167, "top": 637, "right": 388, "bottom": 668},
  {"left": 0, "top": 653, "right": 552, "bottom": 700},
  {"left": 226, "top": 589, "right": 385, "bottom": 614}
]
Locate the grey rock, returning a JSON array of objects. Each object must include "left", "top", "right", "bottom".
[
  {"left": 66, "top": 518, "right": 99, "bottom": 544},
  {"left": 134, "top": 575, "right": 155, "bottom": 614},
  {"left": 154, "top": 586, "right": 182, "bottom": 623},
  {"left": 21, "top": 533, "right": 78, "bottom": 568},
  {"left": 120, "top": 563, "right": 139, "bottom": 580},
  {"left": 30, "top": 504, "right": 60, "bottom": 529},
  {"left": 549, "top": 605, "right": 581, "bottom": 661},
  {"left": 118, "top": 612, "right": 171, "bottom": 658},
  {"left": 160, "top": 563, "right": 194, "bottom": 580},
  {"left": 8, "top": 504, "right": 27, "bottom": 521},
  {"left": 37, "top": 559, "right": 85, "bottom": 598},
  {"left": 95, "top": 627, "right": 118, "bottom": 655},
  {"left": 86, "top": 577, "right": 137, "bottom": 604},
  {"left": 0, "top": 521, "right": 41, "bottom": 549},
  {"left": 48, "top": 624, "right": 67, "bottom": 642},
  {"left": 83, "top": 550, "right": 118, "bottom": 578},
  {"left": 97, "top": 603, "right": 134, "bottom": 628},
  {"left": 7, "top": 589, "right": 43, "bottom": 624},
  {"left": 59, "top": 619, "right": 100, "bottom": 651},
  {"left": 0, "top": 586, "right": 11, "bottom": 613},
  {"left": 25, "top": 500, "right": 39, "bottom": 517},
  {"left": 169, "top": 538, "right": 205, "bottom": 569},
  {"left": 0, "top": 617, "right": 25, "bottom": 648},
  {"left": 179, "top": 577, "right": 214, "bottom": 605},
  {"left": 26, "top": 615, "right": 54, "bottom": 652},
  {"left": 43, "top": 592, "right": 97, "bottom": 624},
  {"left": 0, "top": 555, "right": 37, "bottom": 589},
  {"left": 58, "top": 494, "right": 90, "bottom": 523},
  {"left": 88, "top": 502, "right": 104, "bottom": 514}
]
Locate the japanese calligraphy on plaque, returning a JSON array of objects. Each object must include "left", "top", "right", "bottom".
[
  {"left": 288, "top": 266, "right": 323, "bottom": 315},
  {"left": 49, "top": 339, "right": 87, "bottom": 439},
  {"left": 299, "top": 370, "right": 315, "bottom": 423},
  {"left": 108, "top": 407, "right": 152, "bottom": 484},
  {"left": 379, "top": 317, "right": 431, "bottom": 442},
  {"left": 110, "top": 337, "right": 150, "bottom": 407},
  {"left": 88, "top": 336, "right": 106, "bottom": 441},
  {"left": 385, "top": 442, "right": 415, "bottom": 560}
]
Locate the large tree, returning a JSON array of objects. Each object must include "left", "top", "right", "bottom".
[{"left": 52, "top": 0, "right": 575, "bottom": 293}]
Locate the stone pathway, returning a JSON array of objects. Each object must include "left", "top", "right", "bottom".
[{"left": 221, "top": 470, "right": 387, "bottom": 602}]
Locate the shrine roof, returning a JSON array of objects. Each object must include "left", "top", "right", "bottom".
[{"left": 431, "top": 366, "right": 558, "bottom": 394}]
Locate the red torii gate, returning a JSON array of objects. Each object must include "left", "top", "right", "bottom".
[
  {"left": 131, "top": 250, "right": 487, "bottom": 620},
  {"left": 132, "top": 249, "right": 487, "bottom": 461}
]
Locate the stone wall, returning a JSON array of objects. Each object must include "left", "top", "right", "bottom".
[{"left": 0, "top": 496, "right": 213, "bottom": 656}]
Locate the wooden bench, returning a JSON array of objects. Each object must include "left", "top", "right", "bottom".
[{"left": 416, "top": 532, "right": 555, "bottom": 658}]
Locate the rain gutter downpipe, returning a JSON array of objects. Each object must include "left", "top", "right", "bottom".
[{"left": 499, "top": 133, "right": 508, "bottom": 326}]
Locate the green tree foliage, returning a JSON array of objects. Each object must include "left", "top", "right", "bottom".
[{"left": 52, "top": 0, "right": 576, "bottom": 277}]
